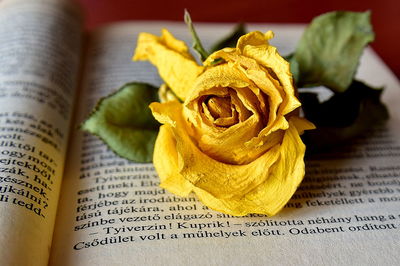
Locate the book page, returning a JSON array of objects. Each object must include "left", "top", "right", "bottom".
[
  {"left": 0, "top": 0, "right": 83, "bottom": 265},
  {"left": 50, "top": 22, "right": 400, "bottom": 265}
]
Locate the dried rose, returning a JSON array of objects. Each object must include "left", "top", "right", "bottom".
[{"left": 134, "top": 29, "right": 314, "bottom": 216}]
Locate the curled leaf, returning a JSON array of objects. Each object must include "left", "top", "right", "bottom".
[{"left": 301, "top": 81, "right": 389, "bottom": 153}]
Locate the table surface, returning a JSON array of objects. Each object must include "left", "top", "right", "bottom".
[{"left": 75, "top": 0, "right": 400, "bottom": 78}]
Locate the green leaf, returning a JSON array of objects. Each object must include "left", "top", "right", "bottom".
[
  {"left": 184, "top": 9, "right": 210, "bottom": 61},
  {"left": 301, "top": 80, "right": 389, "bottom": 154},
  {"left": 293, "top": 11, "right": 374, "bottom": 92},
  {"left": 81, "top": 82, "right": 160, "bottom": 163},
  {"left": 210, "top": 23, "right": 247, "bottom": 53}
]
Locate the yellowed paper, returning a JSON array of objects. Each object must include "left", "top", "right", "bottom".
[{"left": 0, "top": 0, "right": 82, "bottom": 265}]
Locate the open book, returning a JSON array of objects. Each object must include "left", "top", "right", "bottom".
[{"left": 1, "top": 0, "right": 399, "bottom": 265}]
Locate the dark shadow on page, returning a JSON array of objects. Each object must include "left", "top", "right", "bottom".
[{"left": 279, "top": 123, "right": 399, "bottom": 217}]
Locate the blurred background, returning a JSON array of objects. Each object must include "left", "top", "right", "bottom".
[{"left": 75, "top": 0, "right": 400, "bottom": 78}]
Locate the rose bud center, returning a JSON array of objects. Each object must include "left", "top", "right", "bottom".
[
  {"left": 207, "top": 96, "right": 231, "bottom": 118},
  {"left": 204, "top": 95, "right": 239, "bottom": 127}
]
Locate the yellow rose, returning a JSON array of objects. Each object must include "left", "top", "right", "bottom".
[{"left": 134, "top": 29, "right": 314, "bottom": 216}]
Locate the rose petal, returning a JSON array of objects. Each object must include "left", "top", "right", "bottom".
[
  {"left": 240, "top": 33, "right": 301, "bottom": 115},
  {"left": 290, "top": 116, "right": 316, "bottom": 133},
  {"left": 244, "top": 69, "right": 286, "bottom": 131},
  {"left": 236, "top": 31, "right": 275, "bottom": 52},
  {"left": 186, "top": 64, "right": 250, "bottom": 101},
  {"left": 133, "top": 29, "right": 203, "bottom": 100},
  {"left": 230, "top": 89, "right": 252, "bottom": 122},
  {"left": 150, "top": 101, "right": 283, "bottom": 199},
  {"left": 193, "top": 117, "right": 310, "bottom": 216},
  {"left": 152, "top": 111, "right": 310, "bottom": 216},
  {"left": 154, "top": 125, "right": 194, "bottom": 196}
]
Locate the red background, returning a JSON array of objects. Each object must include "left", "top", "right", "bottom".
[{"left": 75, "top": 0, "right": 400, "bottom": 78}]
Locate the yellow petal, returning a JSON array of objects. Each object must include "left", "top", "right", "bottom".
[
  {"left": 236, "top": 31, "right": 274, "bottom": 52},
  {"left": 149, "top": 101, "right": 179, "bottom": 128},
  {"left": 193, "top": 117, "right": 308, "bottom": 216},
  {"left": 290, "top": 116, "right": 316, "bottom": 133},
  {"left": 150, "top": 100, "right": 281, "bottom": 199},
  {"left": 181, "top": 141, "right": 282, "bottom": 200},
  {"left": 186, "top": 64, "right": 250, "bottom": 101},
  {"left": 243, "top": 69, "right": 286, "bottom": 131},
  {"left": 152, "top": 105, "right": 309, "bottom": 215},
  {"left": 133, "top": 29, "right": 203, "bottom": 100},
  {"left": 153, "top": 125, "right": 194, "bottom": 196},
  {"left": 240, "top": 35, "right": 300, "bottom": 115}
]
